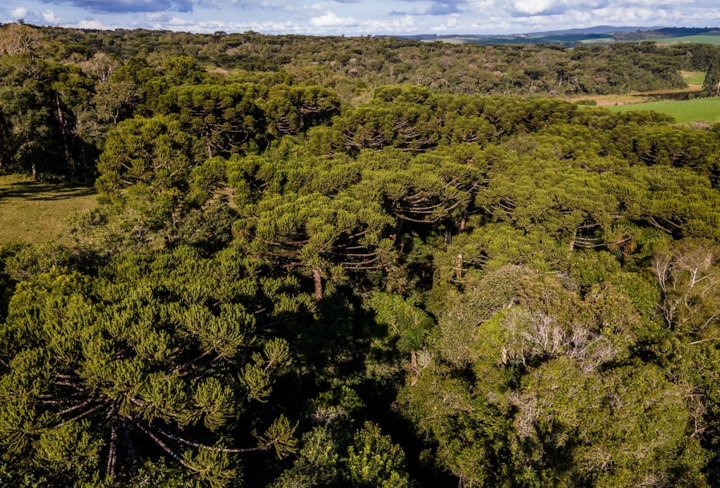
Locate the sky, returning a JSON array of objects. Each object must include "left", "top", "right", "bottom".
[{"left": 1, "top": 0, "right": 719, "bottom": 36}]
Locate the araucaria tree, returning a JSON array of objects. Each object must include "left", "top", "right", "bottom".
[
  {"left": 0, "top": 246, "right": 306, "bottom": 487},
  {"left": 703, "top": 52, "right": 720, "bottom": 96},
  {"left": 4, "top": 25, "right": 720, "bottom": 488}
]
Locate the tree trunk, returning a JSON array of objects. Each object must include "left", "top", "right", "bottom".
[
  {"left": 123, "top": 420, "right": 137, "bottom": 462},
  {"left": 55, "top": 92, "right": 74, "bottom": 172},
  {"left": 410, "top": 350, "right": 418, "bottom": 387},
  {"left": 313, "top": 268, "right": 323, "bottom": 309},
  {"left": 205, "top": 130, "right": 213, "bottom": 158},
  {"left": 106, "top": 422, "right": 118, "bottom": 477}
]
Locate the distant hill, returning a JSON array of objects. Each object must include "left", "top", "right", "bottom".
[
  {"left": 526, "top": 25, "right": 660, "bottom": 36},
  {"left": 401, "top": 25, "right": 659, "bottom": 42},
  {"left": 614, "top": 27, "right": 720, "bottom": 41},
  {"left": 402, "top": 25, "right": 720, "bottom": 47}
]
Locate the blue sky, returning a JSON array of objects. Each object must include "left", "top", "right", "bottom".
[{"left": 1, "top": 0, "right": 719, "bottom": 35}]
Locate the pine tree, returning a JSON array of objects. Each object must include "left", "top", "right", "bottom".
[
  {"left": 703, "top": 53, "right": 720, "bottom": 96},
  {"left": 0, "top": 247, "right": 304, "bottom": 486},
  {"left": 235, "top": 191, "right": 394, "bottom": 304}
]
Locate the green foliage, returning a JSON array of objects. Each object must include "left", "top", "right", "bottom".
[
  {"left": 96, "top": 115, "right": 204, "bottom": 194},
  {"left": 235, "top": 190, "right": 395, "bottom": 302},
  {"left": 345, "top": 422, "right": 411, "bottom": 488},
  {"left": 652, "top": 238, "right": 720, "bottom": 338},
  {"left": 0, "top": 55, "right": 64, "bottom": 177},
  {"left": 271, "top": 422, "right": 410, "bottom": 488},
  {"left": 269, "top": 427, "right": 340, "bottom": 487},
  {"left": 159, "top": 83, "right": 268, "bottom": 158},
  {"left": 367, "top": 292, "right": 433, "bottom": 355},
  {"left": 703, "top": 52, "right": 720, "bottom": 96},
  {"left": 0, "top": 247, "right": 309, "bottom": 486},
  {"left": 254, "top": 416, "right": 298, "bottom": 459},
  {"left": 263, "top": 84, "right": 341, "bottom": 137},
  {"left": 4, "top": 27, "right": 720, "bottom": 487},
  {"left": 513, "top": 358, "right": 706, "bottom": 486}
]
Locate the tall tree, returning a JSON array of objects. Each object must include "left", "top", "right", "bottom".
[
  {"left": 235, "top": 191, "right": 394, "bottom": 304},
  {"left": 703, "top": 53, "right": 720, "bottom": 96},
  {"left": 0, "top": 247, "right": 305, "bottom": 486},
  {"left": 159, "top": 83, "right": 268, "bottom": 159}
]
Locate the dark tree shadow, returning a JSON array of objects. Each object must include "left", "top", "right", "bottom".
[
  {"left": 0, "top": 180, "right": 95, "bottom": 203},
  {"left": 631, "top": 90, "right": 702, "bottom": 101}
]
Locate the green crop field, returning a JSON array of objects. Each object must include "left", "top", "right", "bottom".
[
  {"left": 0, "top": 174, "right": 96, "bottom": 244},
  {"left": 605, "top": 96, "right": 720, "bottom": 124},
  {"left": 655, "top": 34, "right": 720, "bottom": 45}
]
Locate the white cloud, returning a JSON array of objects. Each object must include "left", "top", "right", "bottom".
[
  {"left": 42, "top": 9, "right": 63, "bottom": 22},
  {"left": 5, "top": 0, "right": 719, "bottom": 36},
  {"left": 361, "top": 14, "right": 417, "bottom": 33},
  {"left": 622, "top": 0, "right": 695, "bottom": 4},
  {"left": 510, "top": 0, "right": 559, "bottom": 15},
  {"left": 76, "top": 18, "right": 110, "bottom": 29},
  {"left": 310, "top": 11, "right": 356, "bottom": 27},
  {"left": 509, "top": 0, "right": 610, "bottom": 16},
  {"left": 11, "top": 7, "right": 28, "bottom": 18},
  {"left": 146, "top": 11, "right": 174, "bottom": 21}
]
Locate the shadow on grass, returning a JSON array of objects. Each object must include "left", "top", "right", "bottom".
[
  {"left": 631, "top": 89, "right": 702, "bottom": 101},
  {"left": 0, "top": 180, "right": 96, "bottom": 202}
]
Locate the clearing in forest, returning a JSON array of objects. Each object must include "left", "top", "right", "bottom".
[
  {"left": 0, "top": 174, "right": 96, "bottom": 244},
  {"left": 682, "top": 70, "right": 707, "bottom": 87},
  {"left": 563, "top": 71, "right": 716, "bottom": 122}
]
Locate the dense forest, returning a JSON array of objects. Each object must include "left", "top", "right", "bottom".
[{"left": 2, "top": 22, "right": 720, "bottom": 487}]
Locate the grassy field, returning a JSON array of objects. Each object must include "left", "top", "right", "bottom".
[
  {"left": 434, "top": 33, "right": 615, "bottom": 46},
  {"left": 0, "top": 174, "right": 96, "bottom": 244},
  {"left": 682, "top": 71, "right": 706, "bottom": 86},
  {"left": 561, "top": 72, "right": 706, "bottom": 108},
  {"left": 562, "top": 87, "right": 698, "bottom": 106},
  {"left": 432, "top": 33, "right": 720, "bottom": 47},
  {"left": 655, "top": 35, "right": 720, "bottom": 46},
  {"left": 605, "top": 96, "right": 720, "bottom": 124}
]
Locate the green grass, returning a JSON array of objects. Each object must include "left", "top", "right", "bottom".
[
  {"left": 682, "top": 71, "right": 706, "bottom": 86},
  {"left": 528, "top": 34, "right": 613, "bottom": 44},
  {"left": 0, "top": 174, "right": 96, "bottom": 244},
  {"left": 436, "top": 37, "right": 471, "bottom": 45},
  {"left": 654, "top": 35, "right": 720, "bottom": 46},
  {"left": 434, "top": 33, "right": 720, "bottom": 48},
  {"left": 605, "top": 96, "right": 720, "bottom": 124},
  {"left": 434, "top": 34, "right": 615, "bottom": 46},
  {"left": 578, "top": 38, "right": 616, "bottom": 45}
]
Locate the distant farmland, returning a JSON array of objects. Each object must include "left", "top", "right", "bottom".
[
  {"left": 654, "top": 34, "right": 720, "bottom": 46},
  {"left": 426, "top": 32, "right": 720, "bottom": 47},
  {"left": 605, "top": 97, "right": 720, "bottom": 124},
  {"left": 430, "top": 33, "right": 615, "bottom": 45}
]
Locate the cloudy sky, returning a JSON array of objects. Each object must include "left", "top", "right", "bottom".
[{"left": 1, "top": 0, "right": 719, "bottom": 36}]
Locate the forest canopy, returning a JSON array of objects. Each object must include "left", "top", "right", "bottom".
[{"left": 1, "top": 23, "right": 720, "bottom": 487}]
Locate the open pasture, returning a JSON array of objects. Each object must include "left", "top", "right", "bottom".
[
  {"left": 655, "top": 34, "right": 720, "bottom": 45},
  {"left": 605, "top": 96, "right": 720, "bottom": 124},
  {"left": 0, "top": 174, "right": 96, "bottom": 244},
  {"left": 682, "top": 71, "right": 707, "bottom": 86}
]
